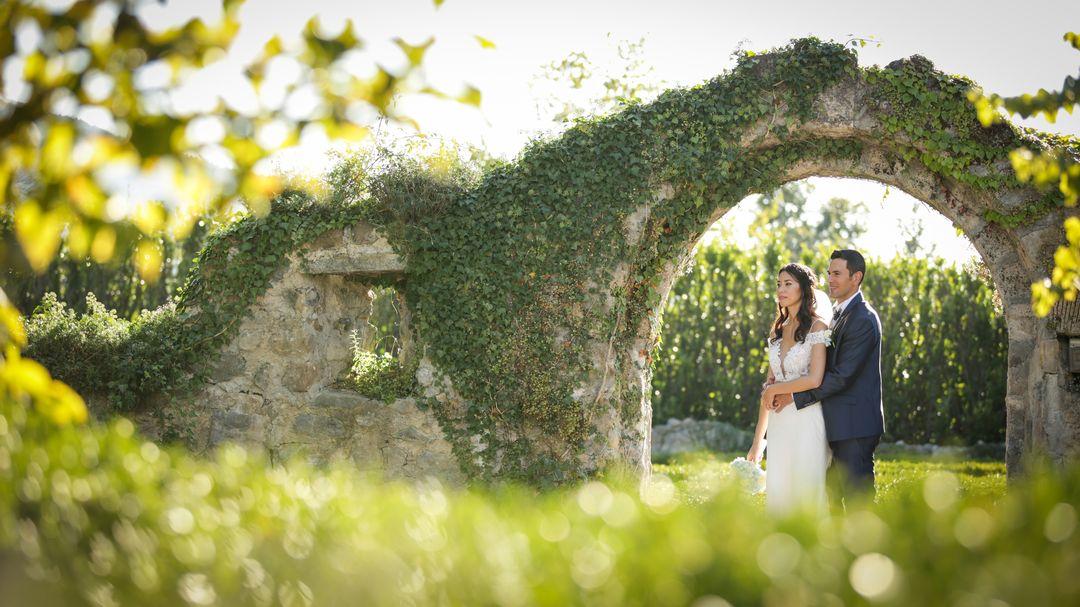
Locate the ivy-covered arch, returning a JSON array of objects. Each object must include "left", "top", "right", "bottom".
[{"left": 100, "top": 38, "right": 1078, "bottom": 488}]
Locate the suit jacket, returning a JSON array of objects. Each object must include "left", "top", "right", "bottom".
[{"left": 792, "top": 291, "right": 885, "bottom": 441}]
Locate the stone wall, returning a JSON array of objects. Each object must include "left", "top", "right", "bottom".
[{"left": 128, "top": 224, "right": 467, "bottom": 488}]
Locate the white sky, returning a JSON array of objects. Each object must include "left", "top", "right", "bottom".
[{"left": 155, "top": 0, "right": 1080, "bottom": 265}]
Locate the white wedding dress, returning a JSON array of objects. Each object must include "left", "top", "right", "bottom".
[{"left": 765, "top": 328, "right": 833, "bottom": 517}]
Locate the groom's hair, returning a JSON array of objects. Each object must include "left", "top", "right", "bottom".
[{"left": 831, "top": 249, "right": 866, "bottom": 284}]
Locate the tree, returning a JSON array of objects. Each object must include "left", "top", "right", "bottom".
[
  {"left": 747, "top": 181, "right": 868, "bottom": 256},
  {"left": 968, "top": 31, "right": 1080, "bottom": 317},
  {"left": 530, "top": 34, "right": 664, "bottom": 126},
  {"left": 0, "top": 0, "right": 479, "bottom": 283},
  {"left": 897, "top": 201, "right": 938, "bottom": 257}
]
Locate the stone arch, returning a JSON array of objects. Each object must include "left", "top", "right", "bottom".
[
  {"left": 626, "top": 149, "right": 1049, "bottom": 480},
  {"left": 601, "top": 71, "right": 1072, "bottom": 484}
]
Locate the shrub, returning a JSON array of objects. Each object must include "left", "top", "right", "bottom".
[{"left": 340, "top": 350, "right": 418, "bottom": 401}]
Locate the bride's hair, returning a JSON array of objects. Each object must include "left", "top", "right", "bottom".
[{"left": 771, "top": 263, "right": 821, "bottom": 345}]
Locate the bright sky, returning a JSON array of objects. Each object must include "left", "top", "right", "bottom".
[{"left": 155, "top": 0, "right": 1080, "bottom": 265}]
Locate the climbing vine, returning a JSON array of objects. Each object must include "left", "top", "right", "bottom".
[{"left": 23, "top": 37, "right": 1078, "bottom": 487}]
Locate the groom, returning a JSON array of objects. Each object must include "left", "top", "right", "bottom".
[{"left": 770, "top": 249, "right": 885, "bottom": 510}]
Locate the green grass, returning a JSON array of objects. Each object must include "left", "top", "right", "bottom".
[{"left": 653, "top": 450, "right": 1007, "bottom": 507}]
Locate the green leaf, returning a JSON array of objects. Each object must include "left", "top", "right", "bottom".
[
  {"left": 456, "top": 84, "right": 482, "bottom": 107},
  {"left": 474, "top": 35, "right": 496, "bottom": 50},
  {"left": 393, "top": 36, "right": 436, "bottom": 67}
]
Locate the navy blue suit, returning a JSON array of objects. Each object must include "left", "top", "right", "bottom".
[{"left": 792, "top": 291, "right": 885, "bottom": 499}]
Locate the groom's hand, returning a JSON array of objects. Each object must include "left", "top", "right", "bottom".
[{"left": 771, "top": 393, "right": 794, "bottom": 413}]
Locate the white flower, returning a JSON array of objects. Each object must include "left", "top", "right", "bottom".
[{"left": 729, "top": 456, "right": 766, "bottom": 494}]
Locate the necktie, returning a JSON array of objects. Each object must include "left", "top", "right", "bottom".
[{"left": 831, "top": 305, "right": 842, "bottom": 328}]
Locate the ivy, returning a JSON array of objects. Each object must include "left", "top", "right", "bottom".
[
  {"left": 863, "top": 56, "right": 1077, "bottom": 226},
  {"left": 23, "top": 37, "right": 1079, "bottom": 488}
]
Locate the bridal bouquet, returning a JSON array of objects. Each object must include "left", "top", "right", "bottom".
[{"left": 729, "top": 456, "right": 766, "bottom": 495}]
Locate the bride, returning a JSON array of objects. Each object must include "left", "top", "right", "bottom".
[{"left": 745, "top": 262, "right": 833, "bottom": 517}]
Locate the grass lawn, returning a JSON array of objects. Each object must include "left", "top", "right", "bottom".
[{"left": 652, "top": 449, "right": 1007, "bottom": 507}]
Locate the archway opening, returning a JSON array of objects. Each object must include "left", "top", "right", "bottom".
[{"left": 649, "top": 176, "right": 1008, "bottom": 465}]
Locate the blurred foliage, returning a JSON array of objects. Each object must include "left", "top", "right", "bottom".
[
  {"left": 0, "top": 207, "right": 215, "bottom": 319},
  {"left": 0, "top": 294, "right": 85, "bottom": 427},
  {"left": 652, "top": 232, "right": 1006, "bottom": 445},
  {"left": 1, "top": 370, "right": 1079, "bottom": 604},
  {"left": 0, "top": 0, "right": 477, "bottom": 283},
  {"left": 967, "top": 32, "right": 1080, "bottom": 316}
]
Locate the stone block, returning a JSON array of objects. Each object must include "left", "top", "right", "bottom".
[
  {"left": 313, "top": 389, "right": 383, "bottom": 412},
  {"left": 393, "top": 424, "right": 431, "bottom": 442},
  {"left": 308, "top": 227, "right": 345, "bottom": 250},
  {"left": 1040, "top": 339, "right": 1062, "bottom": 371},
  {"left": 283, "top": 362, "right": 321, "bottom": 393},
  {"left": 303, "top": 252, "right": 406, "bottom": 275},
  {"left": 224, "top": 410, "right": 252, "bottom": 429},
  {"left": 292, "top": 413, "right": 348, "bottom": 439},
  {"left": 210, "top": 352, "right": 246, "bottom": 382},
  {"left": 207, "top": 409, "right": 267, "bottom": 449}
]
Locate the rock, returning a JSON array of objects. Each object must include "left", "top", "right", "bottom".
[
  {"left": 207, "top": 409, "right": 267, "bottom": 449},
  {"left": 292, "top": 414, "right": 347, "bottom": 439},
  {"left": 313, "top": 389, "right": 382, "bottom": 411},
  {"left": 650, "top": 418, "right": 754, "bottom": 460},
  {"left": 224, "top": 410, "right": 252, "bottom": 429},
  {"left": 394, "top": 425, "right": 430, "bottom": 442},
  {"left": 390, "top": 397, "right": 418, "bottom": 414},
  {"left": 282, "top": 362, "right": 320, "bottom": 393},
  {"left": 210, "top": 352, "right": 246, "bottom": 382}
]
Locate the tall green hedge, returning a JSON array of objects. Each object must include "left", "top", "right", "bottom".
[{"left": 652, "top": 240, "right": 1006, "bottom": 444}]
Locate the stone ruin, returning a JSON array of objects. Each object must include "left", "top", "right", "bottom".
[{"left": 128, "top": 52, "right": 1080, "bottom": 488}]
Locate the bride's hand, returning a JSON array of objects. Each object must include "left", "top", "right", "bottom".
[
  {"left": 760, "top": 384, "right": 776, "bottom": 409},
  {"left": 746, "top": 441, "right": 764, "bottom": 464}
]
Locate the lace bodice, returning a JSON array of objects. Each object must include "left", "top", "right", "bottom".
[{"left": 768, "top": 329, "right": 832, "bottom": 381}]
